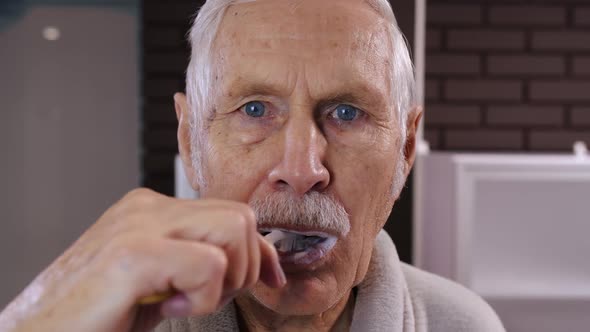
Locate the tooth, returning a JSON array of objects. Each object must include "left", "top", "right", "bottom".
[
  {"left": 264, "top": 230, "right": 285, "bottom": 245},
  {"left": 293, "top": 251, "right": 307, "bottom": 260},
  {"left": 264, "top": 229, "right": 329, "bottom": 254}
]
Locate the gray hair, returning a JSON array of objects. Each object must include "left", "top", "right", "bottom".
[{"left": 185, "top": 0, "right": 416, "bottom": 195}]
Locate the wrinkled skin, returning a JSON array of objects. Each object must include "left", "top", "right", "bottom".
[
  {"left": 0, "top": 190, "right": 285, "bottom": 332},
  {"left": 0, "top": 0, "right": 421, "bottom": 331}
]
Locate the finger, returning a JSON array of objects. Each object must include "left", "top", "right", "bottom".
[
  {"left": 165, "top": 241, "right": 227, "bottom": 316},
  {"left": 168, "top": 206, "right": 256, "bottom": 292},
  {"left": 215, "top": 216, "right": 261, "bottom": 309},
  {"left": 123, "top": 239, "right": 228, "bottom": 317},
  {"left": 243, "top": 206, "right": 260, "bottom": 288},
  {"left": 257, "top": 234, "right": 286, "bottom": 288}
]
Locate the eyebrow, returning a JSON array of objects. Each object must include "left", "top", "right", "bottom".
[
  {"left": 222, "top": 78, "right": 387, "bottom": 112},
  {"left": 315, "top": 92, "right": 377, "bottom": 111},
  {"left": 224, "top": 80, "right": 287, "bottom": 100}
]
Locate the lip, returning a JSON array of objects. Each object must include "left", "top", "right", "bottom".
[
  {"left": 257, "top": 224, "right": 341, "bottom": 238},
  {"left": 277, "top": 235, "right": 337, "bottom": 267},
  {"left": 259, "top": 227, "right": 339, "bottom": 269}
]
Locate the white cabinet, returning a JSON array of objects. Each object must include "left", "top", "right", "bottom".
[{"left": 415, "top": 152, "right": 590, "bottom": 331}]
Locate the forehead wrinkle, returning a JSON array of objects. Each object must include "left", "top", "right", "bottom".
[
  {"left": 217, "top": 55, "right": 299, "bottom": 100},
  {"left": 213, "top": 1, "right": 393, "bottom": 87},
  {"left": 218, "top": 0, "right": 389, "bottom": 48},
  {"left": 213, "top": 0, "right": 394, "bottom": 109}
]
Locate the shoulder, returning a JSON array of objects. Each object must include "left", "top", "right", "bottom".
[{"left": 401, "top": 263, "right": 505, "bottom": 332}]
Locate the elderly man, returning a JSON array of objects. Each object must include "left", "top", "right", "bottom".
[{"left": 0, "top": 0, "right": 504, "bottom": 331}]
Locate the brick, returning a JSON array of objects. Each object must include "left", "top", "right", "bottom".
[
  {"left": 571, "top": 107, "right": 590, "bottom": 126},
  {"left": 448, "top": 29, "right": 525, "bottom": 50},
  {"left": 530, "top": 81, "right": 590, "bottom": 101},
  {"left": 574, "top": 8, "right": 590, "bottom": 26},
  {"left": 490, "top": 6, "right": 565, "bottom": 26},
  {"left": 427, "top": 28, "right": 442, "bottom": 50},
  {"left": 425, "top": 79, "right": 440, "bottom": 100},
  {"left": 488, "top": 55, "right": 564, "bottom": 76},
  {"left": 426, "top": 104, "right": 481, "bottom": 125},
  {"left": 424, "top": 128, "right": 441, "bottom": 149},
  {"left": 428, "top": 4, "right": 482, "bottom": 24},
  {"left": 530, "top": 130, "right": 590, "bottom": 151},
  {"left": 573, "top": 57, "right": 590, "bottom": 76},
  {"left": 533, "top": 31, "right": 590, "bottom": 51},
  {"left": 144, "top": 79, "right": 184, "bottom": 98},
  {"left": 143, "top": 153, "right": 175, "bottom": 174},
  {"left": 143, "top": 128, "right": 178, "bottom": 150},
  {"left": 144, "top": 53, "right": 189, "bottom": 74},
  {"left": 487, "top": 105, "right": 563, "bottom": 126},
  {"left": 144, "top": 103, "right": 177, "bottom": 125},
  {"left": 143, "top": 27, "right": 186, "bottom": 48},
  {"left": 446, "top": 80, "right": 523, "bottom": 101},
  {"left": 445, "top": 129, "right": 523, "bottom": 150},
  {"left": 143, "top": 3, "right": 201, "bottom": 23},
  {"left": 426, "top": 54, "right": 480, "bottom": 75},
  {"left": 143, "top": 176, "right": 174, "bottom": 196}
]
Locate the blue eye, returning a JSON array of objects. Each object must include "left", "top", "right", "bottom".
[
  {"left": 332, "top": 104, "right": 358, "bottom": 122},
  {"left": 243, "top": 101, "right": 266, "bottom": 118}
]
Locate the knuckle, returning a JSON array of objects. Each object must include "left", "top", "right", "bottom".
[
  {"left": 203, "top": 246, "right": 228, "bottom": 277},
  {"left": 124, "top": 188, "right": 157, "bottom": 205},
  {"left": 115, "top": 189, "right": 159, "bottom": 219},
  {"left": 231, "top": 212, "right": 249, "bottom": 233},
  {"left": 235, "top": 203, "right": 256, "bottom": 224},
  {"left": 231, "top": 207, "right": 256, "bottom": 233}
]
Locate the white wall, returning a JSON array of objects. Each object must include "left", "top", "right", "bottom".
[{"left": 0, "top": 6, "right": 139, "bottom": 307}]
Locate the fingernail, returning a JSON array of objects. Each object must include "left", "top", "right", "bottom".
[
  {"left": 275, "top": 262, "right": 287, "bottom": 287},
  {"left": 161, "top": 294, "right": 191, "bottom": 318},
  {"left": 218, "top": 290, "right": 238, "bottom": 309},
  {"left": 218, "top": 295, "right": 233, "bottom": 309}
]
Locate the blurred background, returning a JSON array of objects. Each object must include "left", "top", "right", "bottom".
[{"left": 1, "top": 0, "right": 589, "bottom": 331}]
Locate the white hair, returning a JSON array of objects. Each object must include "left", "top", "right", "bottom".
[
  {"left": 251, "top": 191, "right": 351, "bottom": 237},
  {"left": 185, "top": 0, "right": 416, "bottom": 195}
]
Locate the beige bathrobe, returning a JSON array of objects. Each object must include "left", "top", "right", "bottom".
[{"left": 154, "top": 231, "right": 505, "bottom": 331}]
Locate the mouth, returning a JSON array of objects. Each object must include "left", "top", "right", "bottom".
[{"left": 258, "top": 228, "right": 338, "bottom": 266}]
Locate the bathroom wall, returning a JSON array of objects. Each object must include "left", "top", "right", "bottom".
[
  {"left": 0, "top": 2, "right": 139, "bottom": 307},
  {"left": 425, "top": 0, "right": 590, "bottom": 151}
]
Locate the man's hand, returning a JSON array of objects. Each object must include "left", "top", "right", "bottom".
[{"left": 0, "top": 188, "right": 285, "bottom": 332}]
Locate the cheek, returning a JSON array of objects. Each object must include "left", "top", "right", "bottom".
[
  {"left": 202, "top": 125, "right": 279, "bottom": 200},
  {"left": 329, "top": 137, "right": 399, "bottom": 199},
  {"left": 328, "top": 137, "right": 400, "bottom": 234}
]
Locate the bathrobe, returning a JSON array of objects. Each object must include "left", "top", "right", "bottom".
[{"left": 154, "top": 230, "right": 505, "bottom": 331}]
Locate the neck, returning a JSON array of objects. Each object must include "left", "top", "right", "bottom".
[{"left": 235, "top": 289, "right": 355, "bottom": 332}]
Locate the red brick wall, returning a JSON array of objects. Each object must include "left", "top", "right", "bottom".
[{"left": 425, "top": 0, "right": 590, "bottom": 151}]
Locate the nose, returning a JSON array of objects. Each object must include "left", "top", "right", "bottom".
[{"left": 268, "top": 114, "right": 330, "bottom": 196}]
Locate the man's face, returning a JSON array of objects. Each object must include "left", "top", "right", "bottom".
[{"left": 192, "top": 0, "right": 411, "bottom": 315}]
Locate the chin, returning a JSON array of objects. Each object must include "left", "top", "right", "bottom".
[{"left": 247, "top": 268, "right": 348, "bottom": 316}]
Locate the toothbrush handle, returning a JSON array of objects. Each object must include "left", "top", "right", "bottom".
[{"left": 137, "top": 290, "right": 175, "bottom": 305}]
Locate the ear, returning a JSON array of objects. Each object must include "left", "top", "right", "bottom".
[
  {"left": 174, "top": 92, "right": 200, "bottom": 192},
  {"left": 402, "top": 106, "right": 423, "bottom": 177}
]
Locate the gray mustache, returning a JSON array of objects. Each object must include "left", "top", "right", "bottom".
[{"left": 250, "top": 192, "right": 350, "bottom": 237}]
